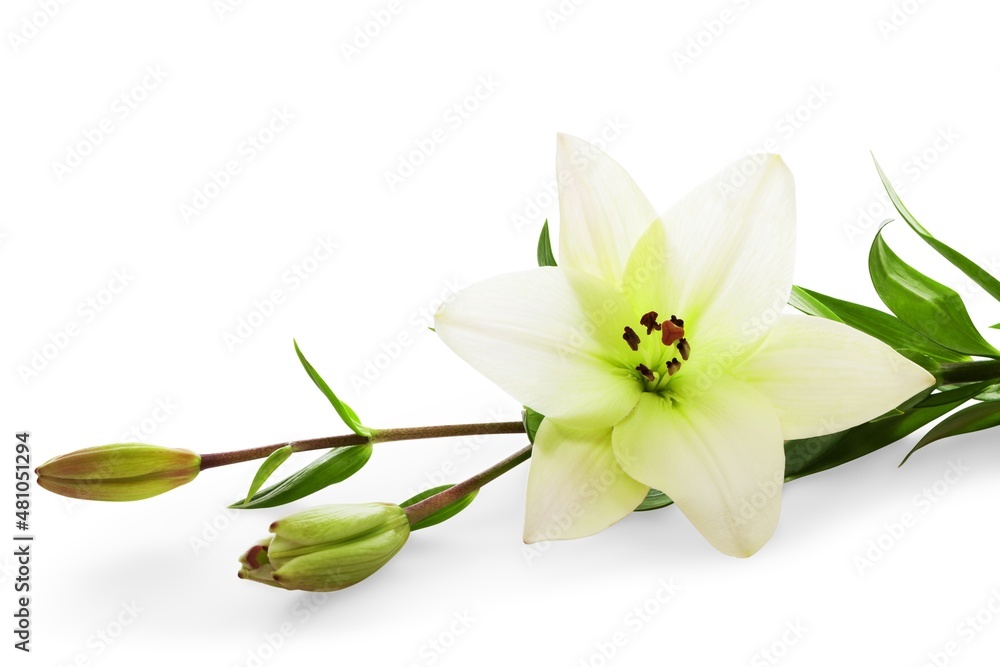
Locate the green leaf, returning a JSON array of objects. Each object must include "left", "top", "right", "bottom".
[
  {"left": 785, "top": 400, "right": 966, "bottom": 480},
  {"left": 873, "top": 156, "right": 1000, "bottom": 303},
  {"left": 232, "top": 444, "right": 372, "bottom": 509},
  {"left": 790, "top": 285, "right": 969, "bottom": 364},
  {"left": 915, "top": 380, "right": 996, "bottom": 409},
  {"left": 294, "top": 340, "right": 373, "bottom": 439},
  {"left": 399, "top": 484, "right": 479, "bottom": 531},
  {"left": 522, "top": 408, "right": 544, "bottom": 444},
  {"left": 536, "top": 220, "right": 557, "bottom": 267},
  {"left": 902, "top": 401, "right": 1000, "bottom": 464},
  {"left": 869, "top": 230, "right": 1000, "bottom": 358},
  {"left": 243, "top": 446, "right": 293, "bottom": 506},
  {"left": 992, "top": 323, "right": 1000, "bottom": 330},
  {"left": 975, "top": 384, "right": 1000, "bottom": 402},
  {"left": 634, "top": 489, "right": 673, "bottom": 512}
]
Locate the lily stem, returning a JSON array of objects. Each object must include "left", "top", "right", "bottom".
[
  {"left": 198, "top": 421, "right": 526, "bottom": 470},
  {"left": 935, "top": 360, "right": 1000, "bottom": 385},
  {"left": 403, "top": 444, "right": 533, "bottom": 526}
]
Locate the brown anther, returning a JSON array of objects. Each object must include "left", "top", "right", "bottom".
[
  {"left": 661, "top": 319, "right": 685, "bottom": 346},
  {"left": 677, "top": 338, "right": 691, "bottom": 361},
  {"left": 670, "top": 315, "right": 684, "bottom": 327},
  {"left": 666, "top": 358, "right": 682, "bottom": 376},
  {"left": 622, "top": 326, "right": 641, "bottom": 352},
  {"left": 635, "top": 364, "right": 655, "bottom": 382},
  {"left": 639, "top": 311, "right": 662, "bottom": 335}
]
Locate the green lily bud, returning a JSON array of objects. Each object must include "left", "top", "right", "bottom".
[
  {"left": 35, "top": 443, "right": 201, "bottom": 501},
  {"left": 238, "top": 503, "right": 410, "bottom": 592}
]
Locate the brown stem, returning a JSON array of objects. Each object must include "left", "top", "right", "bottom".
[
  {"left": 403, "top": 444, "right": 533, "bottom": 526},
  {"left": 198, "top": 421, "right": 526, "bottom": 470}
]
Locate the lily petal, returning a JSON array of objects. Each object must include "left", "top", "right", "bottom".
[
  {"left": 435, "top": 267, "right": 643, "bottom": 429},
  {"left": 557, "top": 133, "right": 659, "bottom": 285},
  {"left": 524, "top": 419, "right": 649, "bottom": 543},
  {"left": 612, "top": 378, "right": 784, "bottom": 557},
  {"left": 662, "top": 155, "right": 796, "bottom": 367},
  {"left": 732, "top": 315, "right": 937, "bottom": 439}
]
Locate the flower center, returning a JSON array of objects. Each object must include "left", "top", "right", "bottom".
[{"left": 621, "top": 310, "right": 691, "bottom": 391}]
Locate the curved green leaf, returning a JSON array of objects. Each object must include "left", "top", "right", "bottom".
[
  {"left": 536, "top": 220, "right": 557, "bottom": 267},
  {"left": 400, "top": 484, "right": 479, "bottom": 531},
  {"left": 231, "top": 444, "right": 372, "bottom": 509},
  {"left": 790, "top": 285, "right": 969, "bottom": 364},
  {"left": 522, "top": 408, "right": 544, "bottom": 444},
  {"left": 294, "top": 340, "right": 373, "bottom": 439},
  {"left": 874, "top": 156, "right": 1000, "bottom": 303},
  {"left": 916, "top": 380, "right": 996, "bottom": 409},
  {"left": 869, "top": 230, "right": 999, "bottom": 358},
  {"left": 634, "top": 489, "right": 673, "bottom": 512},
  {"left": 902, "top": 401, "right": 1000, "bottom": 464},
  {"left": 785, "top": 399, "right": 967, "bottom": 479},
  {"left": 243, "top": 445, "right": 293, "bottom": 506}
]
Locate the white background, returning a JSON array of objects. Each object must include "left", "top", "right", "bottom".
[{"left": 4, "top": 1, "right": 1000, "bottom": 665}]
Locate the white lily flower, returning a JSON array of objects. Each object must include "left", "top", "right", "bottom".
[{"left": 435, "top": 135, "right": 935, "bottom": 557}]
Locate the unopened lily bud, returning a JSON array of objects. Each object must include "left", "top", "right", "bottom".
[
  {"left": 35, "top": 443, "right": 201, "bottom": 501},
  {"left": 238, "top": 503, "right": 410, "bottom": 592}
]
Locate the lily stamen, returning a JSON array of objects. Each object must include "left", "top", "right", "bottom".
[
  {"left": 623, "top": 326, "right": 641, "bottom": 351},
  {"left": 640, "top": 311, "right": 661, "bottom": 335}
]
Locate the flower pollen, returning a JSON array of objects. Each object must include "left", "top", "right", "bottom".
[
  {"left": 640, "top": 311, "right": 662, "bottom": 335},
  {"left": 661, "top": 316, "right": 685, "bottom": 346},
  {"left": 677, "top": 338, "right": 691, "bottom": 361},
  {"left": 666, "top": 358, "right": 682, "bottom": 376},
  {"left": 622, "top": 326, "right": 641, "bottom": 352},
  {"left": 635, "top": 364, "right": 656, "bottom": 382}
]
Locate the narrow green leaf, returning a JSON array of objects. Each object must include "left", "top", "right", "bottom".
[
  {"left": 785, "top": 400, "right": 965, "bottom": 480},
  {"left": 400, "top": 484, "right": 479, "bottom": 531},
  {"left": 243, "top": 446, "right": 293, "bottom": 506},
  {"left": 869, "top": 230, "right": 1000, "bottom": 358},
  {"left": 790, "top": 285, "right": 969, "bottom": 364},
  {"left": 874, "top": 156, "right": 1000, "bottom": 303},
  {"left": 232, "top": 444, "right": 372, "bottom": 509},
  {"left": 536, "top": 220, "right": 557, "bottom": 267},
  {"left": 522, "top": 408, "right": 544, "bottom": 444},
  {"left": 992, "top": 323, "right": 1000, "bottom": 330},
  {"left": 975, "top": 384, "right": 1000, "bottom": 402},
  {"left": 902, "top": 401, "right": 1000, "bottom": 464},
  {"left": 634, "top": 489, "right": 673, "bottom": 512},
  {"left": 294, "top": 340, "right": 373, "bottom": 439},
  {"left": 915, "top": 380, "right": 996, "bottom": 409}
]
